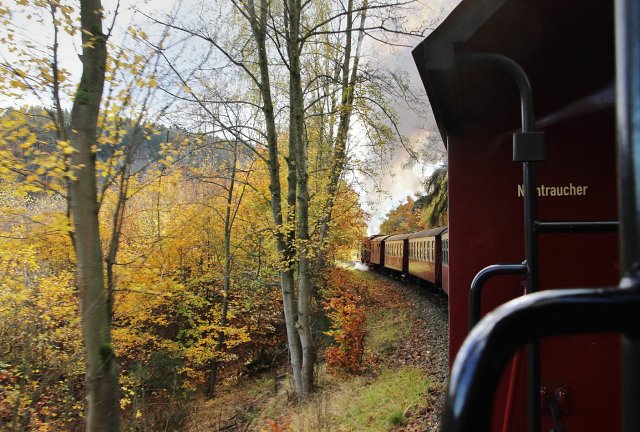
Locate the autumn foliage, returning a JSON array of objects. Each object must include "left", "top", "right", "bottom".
[
  {"left": 323, "top": 268, "right": 368, "bottom": 374},
  {"left": 379, "top": 196, "right": 427, "bottom": 235},
  {"left": 0, "top": 0, "right": 376, "bottom": 426}
]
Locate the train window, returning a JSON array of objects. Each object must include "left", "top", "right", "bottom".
[
  {"left": 427, "top": 240, "right": 431, "bottom": 261},
  {"left": 445, "top": 240, "right": 448, "bottom": 265},
  {"left": 446, "top": 240, "right": 449, "bottom": 264},
  {"left": 443, "top": 240, "right": 447, "bottom": 265}
]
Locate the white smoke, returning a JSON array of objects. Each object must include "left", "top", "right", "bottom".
[{"left": 358, "top": 0, "right": 459, "bottom": 235}]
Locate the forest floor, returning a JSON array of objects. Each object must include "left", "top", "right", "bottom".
[{"left": 185, "top": 265, "right": 449, "bottom": 432}]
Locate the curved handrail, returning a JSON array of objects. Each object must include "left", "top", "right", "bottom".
[
  {"left": 468, "top": 263, "right": 527, "bottom": 331},
  {"left": 442, "top": 287, "right": 640, "bottom": 432}
]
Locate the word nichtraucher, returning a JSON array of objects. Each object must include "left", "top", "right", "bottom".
[{"left": 517, "top": 183, "right": 589, "bottom": 197}]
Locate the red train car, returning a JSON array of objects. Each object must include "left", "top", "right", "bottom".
[
  {"left": 413, "top": 0, "right": 619, "bottom": 430},
  {"left": 383, "top": 233, "right": 410, "bottom": 273},
  {"left": 408, "top": 227, "right": 447, "bottom": 286},
  {"left": 369, "top": 235, "right": 390, "bottom": 267}
]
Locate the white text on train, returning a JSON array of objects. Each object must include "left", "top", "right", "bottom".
[{"left": 517, "top": 183, "right": 589, "bottom": 197}]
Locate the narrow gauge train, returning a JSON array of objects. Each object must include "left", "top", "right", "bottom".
[
  {"left": 363, "top": 227, "right": 449, "bottom": 292},
  {"left": 404, "top": 0, "right": 640, "bottom": 431}
]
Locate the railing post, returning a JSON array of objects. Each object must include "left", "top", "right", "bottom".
[{"left": 615, "top": 0, "right": 640, "bottom": 431}]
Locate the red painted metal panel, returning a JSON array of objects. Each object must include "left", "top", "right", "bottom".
[{"left": 438, "top": 2, "right": 619, "bottom": 430}]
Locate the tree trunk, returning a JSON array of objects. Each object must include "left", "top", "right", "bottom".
[
  {"left": 206, "top": 142, "right": 237, "bottom": 398},
  {"left": 68, "top": 1, "right": 120, "bottom": 430},
  {"left": 246, "top": 0, "right": 305, "bottom": 399},
  {"left": 287, "top": 0, "right": 315, "bottom": 396}
]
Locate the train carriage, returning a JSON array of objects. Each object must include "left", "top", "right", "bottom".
[
  {"left": 369, "top": 235, "right": 390, "bottom": 267},
  {"left": 382, "top": 233, "right": 411, "bottom": 273},
  {"left": 408, "top": 227, "right": 447, "bottom": 286},
  {"left": 412, "top": 0, "right": 623, "bottom": 430}
]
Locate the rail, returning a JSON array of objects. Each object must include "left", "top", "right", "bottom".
[{"left": 442, "top": 287, "right": 640, "bottom": 432}]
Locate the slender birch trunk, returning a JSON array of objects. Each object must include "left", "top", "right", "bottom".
[
  {"left": 246, "top": 0, "right": 304, "bottom": 397},
  {"left": 286, "top": 0, "right": 315, "bottom": 396}
]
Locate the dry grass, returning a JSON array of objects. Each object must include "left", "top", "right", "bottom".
[
  {"left": 185, "top": 268, "right": 433, "bottom": 432},
  {"left": 254, "top": 366, "right": 430, "bottom": 432}
]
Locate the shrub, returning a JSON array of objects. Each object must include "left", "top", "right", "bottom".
[{"left": 323, "top": 269, "right": 367, "bottom": 374}]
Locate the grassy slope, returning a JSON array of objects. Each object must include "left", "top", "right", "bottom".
[{"left": 185, "top": 268, "right": 434, "bottom": 432}]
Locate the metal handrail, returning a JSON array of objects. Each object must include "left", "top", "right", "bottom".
[
  {"left": 442, "top": 286, "right": 640, "bottom": 432},
  {"left": 468, "top": 263, "right": 526, "bottom": 331}
]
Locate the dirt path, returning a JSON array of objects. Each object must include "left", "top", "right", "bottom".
[{"left": 362, "top": 269, "right": 449, "bottom": 431}]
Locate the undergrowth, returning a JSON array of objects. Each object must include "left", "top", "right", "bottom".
[{"left": 185, "top": 266, "right": 434, "bottom": 432}]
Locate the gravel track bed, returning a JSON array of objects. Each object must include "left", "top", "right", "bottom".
[{"left": 368, "top": 272, "right": 449, "bottom": 432}]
